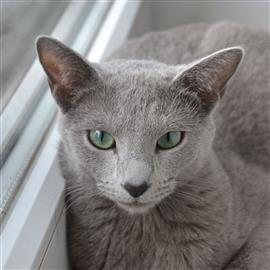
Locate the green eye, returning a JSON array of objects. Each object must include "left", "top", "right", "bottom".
[
  {"left": 157, "top": 131, "right": 183, "bottom": 150},
  {"left": 88, "top": 130, "right": 115, "bottom": 150}
]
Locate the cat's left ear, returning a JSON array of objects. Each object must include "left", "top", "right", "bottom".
[
  {"left": 172, "top": 47, "right": 244, "bottom": 113},
  {"left": 36, "top": 36, "right": 101, "bottom": 112}
]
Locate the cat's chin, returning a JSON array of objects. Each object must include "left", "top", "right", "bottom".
[{"left": 116, "top": 201, "right": 155, "bottom": 214}]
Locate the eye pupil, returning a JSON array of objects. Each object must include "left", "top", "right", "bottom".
[{"left": 100, "top": 132, "right": 104, "bottom": 141}]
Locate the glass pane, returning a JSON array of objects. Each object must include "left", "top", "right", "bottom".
[{"left": 1, "top": 1, "right": 68, "bottom": 109}]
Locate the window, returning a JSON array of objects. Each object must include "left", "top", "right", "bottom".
[
  {"left": 2, "top": 1, "right": 69, "bottom": 108},
  {"left": 0, "top": 0, "right": 112, "bottom": 221}
]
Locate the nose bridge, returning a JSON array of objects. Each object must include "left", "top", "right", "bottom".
[
  {"left": 117, "top": 133, "right": 153, "bottom": 185},
  {"left": 123, "top": 158, "right": 152, "bottom": 186}
]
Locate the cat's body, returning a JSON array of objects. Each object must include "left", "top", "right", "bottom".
[{"left": 36, "top": 22, "right": 270, "bottom": 270}]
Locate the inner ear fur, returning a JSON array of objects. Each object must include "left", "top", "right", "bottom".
[
  {"left": 36, "top": 36, "right": 100, "bottom": 112},
  {"left": 172, "top": 47, "right": 244, "bottom": 112}
]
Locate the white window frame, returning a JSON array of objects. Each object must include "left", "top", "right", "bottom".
[{"left": 0, "top": 1, "right": 141, "bottom": 269}]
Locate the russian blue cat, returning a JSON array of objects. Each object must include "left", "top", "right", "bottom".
[{"left": 37, "top": 22, "right": 270, "bottom": 270}]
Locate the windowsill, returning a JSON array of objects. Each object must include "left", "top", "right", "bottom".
[
  {"left": 1, "top": 123, "right": 65, "bottom": 269},
  {"left": 1, "top": 1, "right": 141, "bottom": 268}
]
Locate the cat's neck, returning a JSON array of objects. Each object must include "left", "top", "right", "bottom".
[
  {"left": 67, "top": 149, "right": 235, "bottom": 270},
  {"left": 84, "top": 157, "right": 233, "bottom": 270}
]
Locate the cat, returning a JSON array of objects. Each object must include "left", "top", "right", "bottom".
[{"left": 36, "top": 21, "right": 270, "bottom": 270}]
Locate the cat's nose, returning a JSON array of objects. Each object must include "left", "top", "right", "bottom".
[{"left": 123, "top": 182, "right": 149, "bottom": 198}]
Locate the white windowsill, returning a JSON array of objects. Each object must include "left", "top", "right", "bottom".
[
  {"left": 0, "top": 1, "right": 141, "bottom": 269},
  {"left": 1, "top": 124, "right": 64, "bottom": 269}
]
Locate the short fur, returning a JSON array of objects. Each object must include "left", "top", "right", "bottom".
[{"left": 36, "top": 22, "right": 270, "bottom": 270}]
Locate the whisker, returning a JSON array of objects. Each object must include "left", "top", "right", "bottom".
[{"left": 64, "top": 185, "right": 103, "bottom": 214}]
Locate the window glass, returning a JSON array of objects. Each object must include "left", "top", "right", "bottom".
[{"left": 2, "top": 1, "right": 68, "bottom": 109}]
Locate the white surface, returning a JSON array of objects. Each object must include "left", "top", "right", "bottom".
[
  {"left": 1, "top": 91, "right": 57, "bottom": 219},
  {"left": 39, "top": 212, "right": 69, "bottom": 270},
  {"left": 1, "top": 126, "right": 64, "bottom": 269},
  {"left": 88, "top": 0, "right": 141, "bottom": 61}
]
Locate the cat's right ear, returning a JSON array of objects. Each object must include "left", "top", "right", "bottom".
[
  {"left": 36, "top": 36, "right": 100, "bottom": 112},
  {"left": 171, "top": 47, "right": 244, "bottom": 114}
]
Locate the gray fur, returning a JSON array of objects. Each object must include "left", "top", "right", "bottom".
[{"left": 36, "top": 22, "right": 270, "bottom": 270}]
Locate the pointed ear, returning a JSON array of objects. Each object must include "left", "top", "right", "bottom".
[
  {"left": 172, "top": 47, "right": 244, "bottom": 113},
  {"left": 36, "top": 36, "right": 100, "bottom": 112}
]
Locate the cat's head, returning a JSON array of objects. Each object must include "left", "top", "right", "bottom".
[{"left": 36, "top": 37, "right": 243, "bottom": 214}]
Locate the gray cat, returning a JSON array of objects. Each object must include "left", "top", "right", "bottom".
[{"left": 36, "top": 21, "right": 270, "bottom": 270}]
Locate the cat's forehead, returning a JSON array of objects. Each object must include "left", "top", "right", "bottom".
[
  {"left": 99, "top": 60, "right": 180, "bottom": 130},
  {"left": 100, "top": 59, "right": 179, "bottom": 85},
  {"left": 64, "top": 60, "right": 198, "bottom": 133},
  {"left": 99, "top": 60, "right": 182, "bottom": 111}
]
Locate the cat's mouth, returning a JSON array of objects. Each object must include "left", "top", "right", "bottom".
[{"left": 117, "top": 200, "right": 155, "bottom": 214}]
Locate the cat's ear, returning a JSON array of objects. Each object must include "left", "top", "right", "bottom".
[
  {"left": 172, "top": 47, "right": 244, "bottom": 113},
  {"left": 36, "top": 36, "right": 100, "bottom": 112}
]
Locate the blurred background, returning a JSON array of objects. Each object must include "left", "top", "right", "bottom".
[{"left": 130, "top": 1, "right": 269, "bottom": 38}]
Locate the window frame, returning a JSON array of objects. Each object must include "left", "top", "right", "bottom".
[
  {"left": 0, "top": 0, "right": 112, "bottom": 221},
  {"left": 1, "top": 1, "right": 92, "bottom": 162},
  {"left": 0, "top": 0, "right": 141, "bottom": 268}
]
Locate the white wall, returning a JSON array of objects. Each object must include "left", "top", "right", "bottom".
[{"left": 130, "top": 1, "right": 269, "bottom": 38}]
